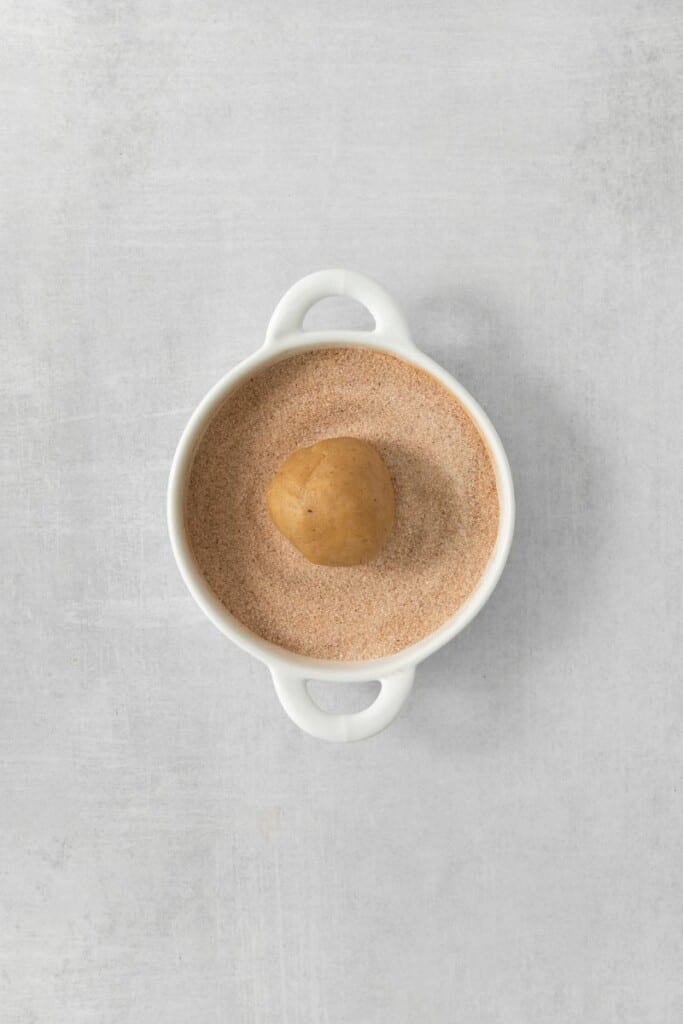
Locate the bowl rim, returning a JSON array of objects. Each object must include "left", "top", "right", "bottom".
[{"left": 167, "top": 334, "right": 515, "bottom": 683}]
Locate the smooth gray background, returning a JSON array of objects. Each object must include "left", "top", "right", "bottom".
[{"left": 2, "top": 2, "right": 682, "bottom": 1021}]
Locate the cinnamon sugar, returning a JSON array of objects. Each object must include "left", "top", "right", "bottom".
[{"left": 185, "top": 347, "right": 499, "bottom": 660}]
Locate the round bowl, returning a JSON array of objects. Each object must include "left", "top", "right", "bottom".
[{"left": 168, "top": 269, "right": 515, "bottom": 741}]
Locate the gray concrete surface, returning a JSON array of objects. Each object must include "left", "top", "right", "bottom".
[{"left": 2, "top": 2, "right": 683, "bottom": 1021}]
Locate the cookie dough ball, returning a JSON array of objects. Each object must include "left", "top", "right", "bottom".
[{"left": 267, "top": 437, "right": 394, "bottom": 566}]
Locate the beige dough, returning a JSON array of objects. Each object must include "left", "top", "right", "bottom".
[{"left": 266, "top": 436, "right": 395, "bottom": 566}]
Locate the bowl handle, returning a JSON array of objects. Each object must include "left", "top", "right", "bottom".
[
  {"left": 269, "top": 666, "right": 415, "bottom": 742},
  {"left": 264, "top": 269, "right": 416, "bottom": 352}
]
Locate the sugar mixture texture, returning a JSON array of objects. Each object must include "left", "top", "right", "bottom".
[{"left": 186, "top": 348, "right": 499, "bottom": 660}]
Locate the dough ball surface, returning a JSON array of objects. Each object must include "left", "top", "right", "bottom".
[{"left": 266, "top": 436, "right": 394, "bottom": 566}]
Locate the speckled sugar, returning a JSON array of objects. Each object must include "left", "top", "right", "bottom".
[{"left": 186, "top": 347, "right": 499, "bottom": 660}]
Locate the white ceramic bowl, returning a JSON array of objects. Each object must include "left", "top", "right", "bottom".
[{"left": 168, "top": 270, "right": 515, "bottom": 742}]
